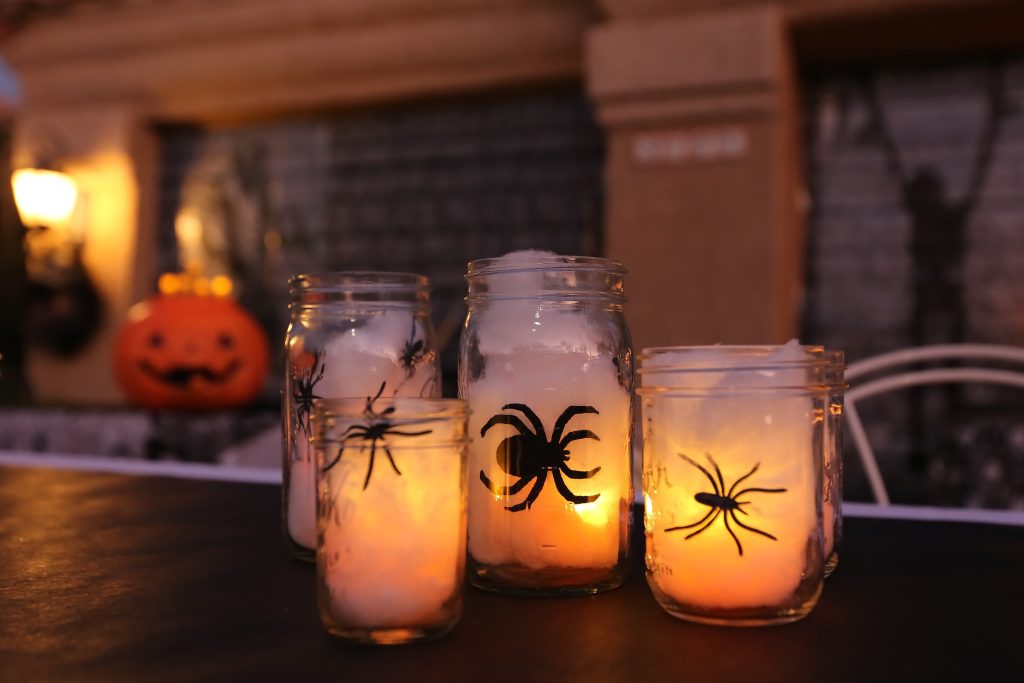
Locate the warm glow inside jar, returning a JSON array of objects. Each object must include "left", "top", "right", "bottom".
[
  {"left": 282, "top": 273, "right": 440, "bottom": 561},
  {"left": 312, "top": 397, "right": 468, "bottom": 644},
  {"left": 638, "top": 344, "right": 830, "bottom": 626},
  {"left": 459, "top": 252, "right": 634, "bottom": 595}
]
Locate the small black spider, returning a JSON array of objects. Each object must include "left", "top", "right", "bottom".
[
  {"left": 666, "top": 452, "right": 787, "bottom": 557},
  {"left": 479, "top": 403, "right": 601, "bottom": 512},
  {"left": 292, "top": 350, "right": 325, "bottom": 439},
  {"left": 398, "top": 321, "right": 426, "bottom": 378},
  {"left": 321, "top": 382, "right": 432, "bottom": 489}
]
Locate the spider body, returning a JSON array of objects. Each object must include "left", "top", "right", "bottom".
[
  {"left": 479, "top": 403, "right": 602, "bottom": 512},
  {"left": 694, "top": 491, "right": 740, "bottom": 511},
  {"left": 398, "top": 321, "right": 426, "bottom": 378},
  {"left": 666, "top": 452, "right": 787, "bottom": 557},
  {"left": 292, "top": 351, "right": 325, "bottom": 439},
  {"left": 321, "top": 382, "right": 432, "bottom": 489}
]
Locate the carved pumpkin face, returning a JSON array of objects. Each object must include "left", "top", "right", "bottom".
[{"left": 114, "top": 294, "right": 270, "bottom": 409}]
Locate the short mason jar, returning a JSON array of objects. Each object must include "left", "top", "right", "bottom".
[
  {"left": 823, "top": 350, "right": 847, "bottom": 577},
  {"left": 312, "top": 397, "right": 468, "bottom": 644},
  {"left": 638, "top": 345, "right": 829, "bottom": 626},
  {"left": 282, "top": 272, "right": 440, "bottom": 561},
  {"left": 459, "top": 253, "right": 634, "bottom": 595}
]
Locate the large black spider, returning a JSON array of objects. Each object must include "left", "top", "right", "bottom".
[
  {"left": 321, "top": 382, "right": 432, "bottom": 489},
  {"left": 666, "top": 452, "right": 787, "bottom": 557},
  {"left": 479, "top": 403, "right": 601, "bottom": 512},
  {"left": 292, "top": 350, "right": 325, "bottom": 439},
  {"left": 398, "top": 321, "right": 426, "bottom": 379}
]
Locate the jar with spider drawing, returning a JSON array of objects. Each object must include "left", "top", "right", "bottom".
[
  {"left": 638, "top": 344, "right": 830, "bottom": 626},
  {"left": 282, "top": 272, "right": 440, "bottom": 561},
  {"left": 312, "top": 397, "right": 468, "bottom": 644},
  {"left": 459, "top": 251, "right": 634, "bottom": 595}
]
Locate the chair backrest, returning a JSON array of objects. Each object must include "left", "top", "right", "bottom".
[{"left": 845, "top": 344, "right": 1024, "bottom": 506}]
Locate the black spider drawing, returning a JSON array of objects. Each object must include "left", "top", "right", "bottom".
[
  {"left": 292, "top": 350, "right": 325, "bottom": 439},
  {"left": 398, "top": 321, "right": 426, "bottom": 379},
  {"left": 479, "top": 403, "right": 601, "bottom": 512},
  {"left": 666, "top": 452, "right": 787, "bottom": 557},
  {"left": 321, "top": 382, "right": 432, "bottom": 490}
]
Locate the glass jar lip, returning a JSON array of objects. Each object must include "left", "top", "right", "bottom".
[
  {"left": 467, "top": 255, "right": 626, "bottom": 277},
  {"left": 313, "top": 396, "right": 468, "bottom": 421},
  {"left": 312, "top": 397, "right": 469, "bottom": 446},
  {"left": 289, "top": 271, "right": 429, "bottom": 295},
  {"left": 637, "top": 345, "right": 846, "bottom": 391},
  {"left": 638, "top": 345, "right": 845, "bottom": 371}
]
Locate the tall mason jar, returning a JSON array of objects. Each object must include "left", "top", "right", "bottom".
[
  {"left": 459, "top": 253, "right": 634, "bottom": 595},
  {"left": 282, "top": 272, "right": 440, "bottom": 561}
]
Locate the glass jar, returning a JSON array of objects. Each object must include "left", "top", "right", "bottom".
[
  {"left": 459, "top": 253, "right": 634, "bottom": 595},
  {"left": 823, "top": 350, "right": 847, "bottom": 577},
  {"left": 282, "top": 272, "right": 440, "bottom": 561},
  {"left": 638, "top": 345, "right": 829, "bottom": 626},
  {"left": 312, "top": 397, "right": 468, "bottom": 644}
]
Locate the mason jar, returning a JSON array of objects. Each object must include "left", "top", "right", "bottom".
[
  {"left": 638, "top": 345, "right": 829, "bottom": 626},
  {"left": 282, "top": 272, "right": 440, "bottom": 561},
  {"left": 823, "top": 349, "right": 847, "bottom": 577},
  {"left": 459, "top": 253, "right": 634, "bottom": 595},
  {"left": 312, "top": 396, "right": 468, "bottom": 644}
]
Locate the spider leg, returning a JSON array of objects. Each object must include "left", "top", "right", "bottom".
[
  {"left": 558, "top": 429, "right": 600, "bottom": 449},
  {"left": 551, "top": 469, "right": 600, "bottom": 504},
  {"left": 551, "top": 405, "right": 599, "bottom": 443},
  {"left": 726, "top": 462, "right": 762, "bottom": 498},
  {"left": 723, "top": 510, "right": 744, "bottom": 556},
  {"left": 732, "top": 487, "right": 788, "bottom": 497},
  {"left": 665, "top": 506, "right": 715, "bottom": 532},
  {"left": 677, "top": 453, "right": 722, "bottom": 496},
  {"left": 704, "top": 452, "right": 728, "bottom": 498},
  {"left": 384, "top": 428, "right": 433, "bottom": 437},
  {"left": 362, "top": 440, "right": 378, "bottom": 490},
  {"left": 683, "top": 508, "right": 721, "bottom": 539},
  {"left": 383, "top": 443, "right": 402, "bottom": 476},
  {"left": 729, "top": 511, "right": 779, "bottom": 541},
  {"left": 339, "top": 424, "right": 365, "bottom": 437},
  {"left": 501, "top": 404, "right": 547, "bottom": 440},
  {"left": 370, "top": 382, "right": 387, "bottom": 403},
  {"left": 480, "top": 414, "right": 532, "bottom": 439},
  {"left": 506, "top": 471, "right": 547, "bottom": 512},
  {"left": 479, "top": 470, "right": 533, "bottom": 496},
  {"left": 559, "top": 461, "right": 601, "bottom": 479},
  {"left": 322, "top": 443, "right": 347, "bottom": 472}
]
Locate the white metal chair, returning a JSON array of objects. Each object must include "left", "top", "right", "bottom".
[{"left": 845, "top": 344, "right": 1024, "bottom": 505}]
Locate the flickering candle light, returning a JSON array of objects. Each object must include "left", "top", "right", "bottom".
[
  {"left": 313, "top": 397, "right": 468, "bottom": 644},
  {"left": 639, "top": 344, "right": 828, "bottom": 625},
  {"left": 460, "top": 252, "right": 633, "bottom": 594},
  {"left": 282, "top": 273, "right": 440, "bottom": 560}
]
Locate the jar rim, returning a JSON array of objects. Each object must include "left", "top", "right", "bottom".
[
  {"left": 313, "top": 396, "right": 468, "bottom": 421},
  {"left": 638, "top": 345, "right": 845, "bottom": 372},
  {"left": 467, "top": 254, "right": 626, "bottom": 277},
  {"left": 289, "top": 271, "right": 429, "bottom": 295},
  {"left": 312, "top": 397, "right": 469, "bottom": 446}
]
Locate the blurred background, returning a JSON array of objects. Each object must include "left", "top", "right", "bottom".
[{"left": 0, "top": 0, "right": 1023, "bottom": 508}]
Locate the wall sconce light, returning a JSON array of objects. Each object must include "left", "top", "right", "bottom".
[{"left": 12, "top": 165, "right": 102, "bottom": 357}]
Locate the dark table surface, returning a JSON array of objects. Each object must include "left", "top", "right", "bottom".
[{"left": 1, "top": 464, "right": 1021, "bottom": 683}]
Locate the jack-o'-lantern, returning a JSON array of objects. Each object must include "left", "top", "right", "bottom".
[{"left": 114, "top": 293, "right": 270, "bottom": 409}]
